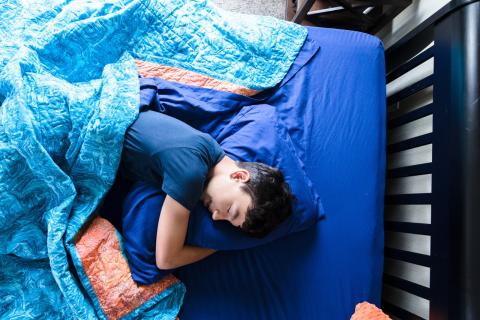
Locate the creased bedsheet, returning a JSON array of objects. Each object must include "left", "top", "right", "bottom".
[{"left": 0, "top": 0, "right": 307, "bottom": 319}]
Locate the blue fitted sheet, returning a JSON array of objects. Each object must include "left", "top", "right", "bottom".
[{"left": 174, "top": 26, "right": 386, "bottom": 319}]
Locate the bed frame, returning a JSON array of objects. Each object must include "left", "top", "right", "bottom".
[
  {"left": 286, "top": 0, "right": 411, "bottom": 34},
  {"left": 382, "top": 1, "right": 479, "bottom": 319}
]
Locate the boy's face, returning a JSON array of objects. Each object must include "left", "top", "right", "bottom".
[{"left": 201, "top": 170, "right": 252, "bottom": 228}]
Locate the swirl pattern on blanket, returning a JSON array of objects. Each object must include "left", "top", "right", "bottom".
[{"left": 0, "top": 0, "right": 307, "bottom": 318}]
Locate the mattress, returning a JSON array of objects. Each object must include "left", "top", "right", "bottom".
[{"left": 174, "top": 26, "right": 386, "bottom": 319}]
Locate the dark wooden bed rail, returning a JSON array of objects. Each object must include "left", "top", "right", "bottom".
[{"left": 383, "top": 1, "right": 479, "bottom": 319}]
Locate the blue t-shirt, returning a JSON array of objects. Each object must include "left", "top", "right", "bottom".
[{"left": 120, "top": 110, "right": 225, "bottom": 210}]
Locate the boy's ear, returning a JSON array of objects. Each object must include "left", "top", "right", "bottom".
[{"left": 230, "top": 169, "right": 250, "bottom": 183}]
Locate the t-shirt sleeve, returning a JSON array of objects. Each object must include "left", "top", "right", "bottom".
[
  {"left": 210, "top": 137, "right": 225, "bottom": 165},
  {"left": 155, "top": 148, "right": 208, "bottom": 211}
]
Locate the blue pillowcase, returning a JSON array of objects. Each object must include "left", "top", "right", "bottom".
[
  {"left": 120, "top": 105, "right": 324, "bottom": 284},
  {"left": 185, "top": 105, "right": 324, "bottom": 248}
]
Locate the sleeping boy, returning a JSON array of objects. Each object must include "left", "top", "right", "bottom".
[{"left": 119, "top": 109, "right": 294, "bottom": 270}]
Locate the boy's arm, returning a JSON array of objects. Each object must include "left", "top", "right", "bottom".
[{"left": 155, "top": 195, "right": 216, "bottom": 270}]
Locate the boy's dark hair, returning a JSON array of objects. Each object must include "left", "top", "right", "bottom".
[{"left": 236, "top": 161, "right": 294, "bottom": 238}]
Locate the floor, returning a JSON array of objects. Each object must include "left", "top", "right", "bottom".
[{"left": 210, "top": 0, "right": 286, "bottom": 20}]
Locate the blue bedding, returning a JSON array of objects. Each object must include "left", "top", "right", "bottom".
[
  {"left": 0, "top": 0, "right": 384, "bottom": 317},
  {"left": 0, "top": 1, "right": 307, "bottom": 318},
  {"left": 174, "top": 27, "right": 386, "bottom": 319}
]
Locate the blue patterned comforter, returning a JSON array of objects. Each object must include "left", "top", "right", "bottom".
[{"left": 0, "top": 0, "right": 306, "bottom": 319}]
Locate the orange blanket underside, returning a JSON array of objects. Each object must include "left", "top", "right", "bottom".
[
  {"left": 135, "top": 60, "right": 260, "bottom": 96},
  {"left": 75, "top": 216, "right": 180, "bottom": 320}
]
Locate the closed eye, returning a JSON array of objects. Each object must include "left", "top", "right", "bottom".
[
  {"left": 228, "top": 206, "right": 235, "bottom": 222},
  {"left": 232, "top": 210, "right": 240, "bottom": 223},
  {"left": 229, "top": 206, "right": 240, "bottom": 225}
]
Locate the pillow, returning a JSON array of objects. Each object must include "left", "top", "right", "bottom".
[
  {"left": 186, "top": 105, "right": 324, "bottom": 248},
  {"left": 119, "top": 105, "right": 324, "bottom": 284}
]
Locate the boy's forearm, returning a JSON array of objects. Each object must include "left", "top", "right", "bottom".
[
  {"left": 155, "top": 195, "right": 216, "bottom": 270},
  {"left": 161, "top": 245, "right": 216, "bottom": 269}
]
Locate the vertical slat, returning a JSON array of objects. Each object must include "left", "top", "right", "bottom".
[
  {"left": 386, "top": 174, "right": 431, "bottom": 195},
  {"left": 385, "top": 204, "right": 431, "bottom": 224},
  {"left": 385, "top": 232, "right": 431, "bottom": 256},
  {"left": 387, "top": 57, "right": 434, "bottom": 98},
  {"left": 384, "top": 258, "right": 430, "bottom": 288},
  {"left": 387, "top": 85, "right": 433, "bottom": 120},
  {"left": 383, "top": 285, "right": 430, "bottom": 319},
  {"left": 387, "top": 115, "right": 432, "bottom": 145},
  {"left": 387, "top": 144, "right": 432, "bottom": 169}
]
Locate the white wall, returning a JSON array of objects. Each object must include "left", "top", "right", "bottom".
[{"left": 376, "top": 0, "right": 451, "bottom": 50}]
